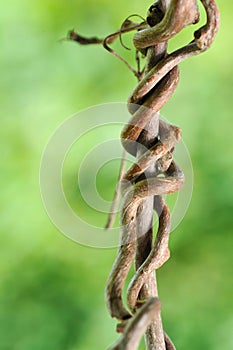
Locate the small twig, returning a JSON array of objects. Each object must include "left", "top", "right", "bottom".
[
  {"left": 68, "top": 21, "right": 148, "bottom": 79},
  {"left": 105, "top": 150, "right": 127, "bottom": 230}
]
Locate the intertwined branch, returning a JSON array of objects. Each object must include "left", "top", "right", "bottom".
[{"left": 68, "top": 1, "right": 219, "bottom": 349}]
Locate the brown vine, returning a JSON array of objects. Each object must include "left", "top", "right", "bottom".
[{"left": 68, "top": 1, "right": 220, "bottom": 349}]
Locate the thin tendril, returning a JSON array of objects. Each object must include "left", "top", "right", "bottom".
[{"left": 119, "top": 15, "right": 146, "bottom": 50}]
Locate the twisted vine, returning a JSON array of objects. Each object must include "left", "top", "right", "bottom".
[{"left": 68, "top": 0, "right": 219, "bottom": 349}]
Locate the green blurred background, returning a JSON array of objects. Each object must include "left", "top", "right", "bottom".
[{"left": 1, "top": 0, "right": 232, "bottom": 349}]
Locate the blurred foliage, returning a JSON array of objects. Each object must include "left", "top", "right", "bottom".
[{"left": 1, "top": 0, "right": 233, "bottom": 349}]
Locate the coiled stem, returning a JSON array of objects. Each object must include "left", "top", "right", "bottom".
[
  {"left": 68, "top": 1, "right": 219, "bottom": 349},
  {"left": 106, "top": 1, "right": 219, "bottom": 349}
]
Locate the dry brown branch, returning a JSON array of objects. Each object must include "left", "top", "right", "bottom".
[
  {"left": 105, "top": 1, "right": 219, "bottom": 349},
  {"left": 68, "top": 0, "right": 220, "bottom": 348},
  {"left": 109, "top": 298, "right": 161, "bottom": 350}
]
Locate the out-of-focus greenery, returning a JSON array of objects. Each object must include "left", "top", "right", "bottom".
[{"left": 1, "top": 1, "right": 232, "bottom": 349}]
